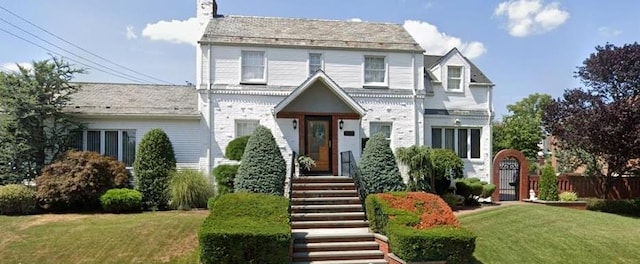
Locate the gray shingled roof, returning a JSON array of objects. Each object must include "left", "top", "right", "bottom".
[
  {"left": 424, "top": 54, "right": 492, "bottom": 84},
  {"left": 67, "top": 83, "right": 198, "bottom": 117},
  {"left": 200, "top": 15, "right": 424, "bottom": 53}
]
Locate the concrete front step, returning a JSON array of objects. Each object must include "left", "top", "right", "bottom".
[
  {"left": 292, "top": 230, "right": 373, "bottom": 243},
  {"left": 291, "top": 197, "right": 361, "bottom": 205},
  {"left": 292, "top": 182, "right": 356, "bottom": 190},
  {"left": 291, "top": 259, "right": 387, "bottom": 264},
  {"left": 293, "top": 250, "right": 385, "bottom": 262},
  {"left": 293, "top": 176, "right": 353, "bottom": 184},
  {"left": 291, "top": 212, "right": 365, "bottom": 221},
  {"left": 292, "top": 220, "right": 369, "bottom": 229},
  {"left": 291, "top": 204, "right": 363, "bottom": 213},
  {"left": 292, "top": 189, "right": 358, "bottom": 198},
  {"left": 294, "top": 241, "right": 380, "bottom": 252}
]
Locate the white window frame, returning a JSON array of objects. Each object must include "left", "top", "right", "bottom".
[
  {"left": 363, "top": 55, "right": 388, "bottom": 87},
  {"left": 308, "top": 53, "right": 323, "bottom": 76},
  {"left": 431, "top": 127, "right": 481, "bottom": 160},
  {"left": 370, "top": 122, "right": 392, "bottom": 141},
  {"left": 240, "top": 50, "right": 267, "bottom": 84},
  {"left": 446, "top": 65, "right": 464, "bottom": 92},
  {"left": 79, "top": 129, "right": 137, "bottom": 167},
  {"left": 235, "top": 120, "right": 260, "bottom": 138}
]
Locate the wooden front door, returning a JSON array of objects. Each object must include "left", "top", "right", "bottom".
[{"left": 306, "top": 116, "right": 332, "bottom": 174}]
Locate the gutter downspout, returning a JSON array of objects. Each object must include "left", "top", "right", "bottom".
[
  {"left": 411, "top": 53, "right": 420, "bottom": 146},
  {"left": 207, "top": 45, "right": 214, "bottom": 176}
]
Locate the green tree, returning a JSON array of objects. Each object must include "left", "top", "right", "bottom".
[
  {"left": 359, "top": 132, "right": 405, "bottom": 194},
  {"left": 234, "top": 126, "right": 286, "bottom": 195},
  {"left": 0, "top": 58, "right": 84, "bottom": 184},
  {"left": 133, "top": 128, "right": 176, "bottom": 210},
  {"left": 493, "top": 93, "right": 552, "bottom": 160},
  {"left": 538, "top": 165, "right": 558, "bottom": 201},
  {"left": 396, "top": 145, "right": 431, "bottom": 191}
]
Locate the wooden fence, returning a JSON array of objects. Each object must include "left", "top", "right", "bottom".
[{"left": 528, "top": 174, "right": 640, "bottom": 199}]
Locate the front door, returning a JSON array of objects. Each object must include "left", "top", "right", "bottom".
[{"left": 306, "top": 116, "right": 332, "bottom": 174}]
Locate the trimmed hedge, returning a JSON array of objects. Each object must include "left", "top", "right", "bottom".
[
  {"left": 455, "top": 178, "right": 495, "bottom": 206},
  {"left": 0, "top": 184, "right": 37, "bottom": 215},
  {"left": 225, "top": 136, "right": 249, "bottom": 161},
  {"left": 213, "top": 164, "right": 239, "bottom": 195},
  {"left": 586, "top": 198, "right": 640, "bottom": 217},
  {"left": 134, "top": 128, "right": 176, "bottom": 210},
  {"left": 359, "top": 132, "right": 405, "bottom": 194},
  {"left": 366, "top": 192, "right": 476, "bottom": 263},
  {"left": 234, "top": 126, "right": 286, "bottom": 195},
  {"left": 169, "top": 169, "right": 214, "bottom": 210},
  {"left": 199, "top": 193, "right": 290, "bottom": 264},
  {"left": 100, "top": 188, "right": 142, "bottom": 213}
]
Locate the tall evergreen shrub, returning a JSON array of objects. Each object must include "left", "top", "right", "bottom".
[
  {"left": 234, "top": 126, "right": 286, "bottom": 195},
  {"left": 133, "top": 128, "right": 176, "bottom": 210},
  {"left": 359, "top": 132, "right": 405, "bottom": 194},
  {"left": 538, "top": 164, "right": 558, "bottom": 201}
]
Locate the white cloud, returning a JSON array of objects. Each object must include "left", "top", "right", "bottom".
[
  {"left": 598, "top": 26, "right": 622, "bottom": 37},
  {"left": 142, "top": 17, "right": 205, "bottom": 46},
  {"left": 494, "top": 0, "right": 570, "bottom": 37},
  {"left": 126, "top": 25, "right": 138, "bottom": 40},
  {"left": 403, "top": 20, "right": 487, "bottom": 59},
  {"left": 1, "top": 62, "right": 32, "bottom": 73},
  {"left": 349, "top": 18, "right": 362, "bottom": 22}
]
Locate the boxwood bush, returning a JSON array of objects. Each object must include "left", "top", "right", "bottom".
[
  {"left": 100, "top": 188, "right": 142, "bottom": 213},
  {"left": 199, "top": 193, "right": 290, "bottom": 264},
  {"left": 359, "top": 132, "right": 405, "bottom": 194},
  {"left": 213, "top": 164, "right": 239, "bottom": 195},
  {"left": 586, "top": 198, "right": 640, "bottom": 216},
  {"left": 0, "top": 184, "right": 37, "bottom": 215},
  {"left": 225, "top": 136, "right": 249, "bottom": 161},
  {"left": 234, "top": 126, "right": 286, "bottom": 195},
  {"left": 366, "top": 192, "right": 476, "bottom": 263}
]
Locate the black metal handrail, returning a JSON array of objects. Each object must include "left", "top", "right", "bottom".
[
  {"left": 340, "top": 150, "right": 368, "bottom": 218},
  {"left": 287, "top": 151, "right": 297, "bottom": 217}
]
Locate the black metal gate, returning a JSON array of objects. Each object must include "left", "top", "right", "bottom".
[{"left": 499, "top": 157, "right": 520, "bottom": 201}]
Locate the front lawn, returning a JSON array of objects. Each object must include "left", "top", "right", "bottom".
[
  {"left": 459, "top": 204, "right": 640, "bottom": 264},
  {"left": 0, "top": 210, "right": 207, "bottom": 264}
]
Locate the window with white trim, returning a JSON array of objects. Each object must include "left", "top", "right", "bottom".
[
  {"left": 235, "top": 120, "right": 260, "bottom": 137},
  {"left": 447, "top": 66, "right": 463, "bottom": 91},
  {"left": 364, "top": 56, "right": 386, "bottom": 85},
  {"left": 370, "top": 122, "right": 392, "bottom": 141},
  {"left": 431, "top": 127, "right": 481, "bottom": 159},
  {"left": 241, "top": 51, "right": 266, "bottom": 83},
  {"left": 72, "top": 130, "right": 137, "bottom": 166},
  {"left": 309, "top": 53, "right": 323, "bottom": 75}
]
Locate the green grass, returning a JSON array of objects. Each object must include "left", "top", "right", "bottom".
[
  {"left": 459, "top": 204, "right": 640, "bottom": 264},
  {"left": 0, "top": 210, "right": 207, "bottom": 264}
]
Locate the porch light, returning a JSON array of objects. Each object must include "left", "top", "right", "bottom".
[
  {"left": 293, "top": 119, "right": 297, "bottom": 130},
  {"left": 339, "top": 119, "right": 344, "bottom": 130}
]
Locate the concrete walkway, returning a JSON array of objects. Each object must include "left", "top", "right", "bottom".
[{"left": 453, "top": 201, "right": 525, "bottom": 217}]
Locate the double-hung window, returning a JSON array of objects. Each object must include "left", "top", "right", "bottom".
[
  {"left": 431, "top": 127, "right": 481, "bottom": 159},
  {"left": 235, "top": 120, "right": 260, "bottom": 137},
  {"left": 447, "top": 66, "right": 463, "bottom": 91},
  {"left": 241, "top": 51, "right": 265, "bottom": 83},
  {"left": 73, "top": 130, "right": 137, "bottom": 166},
  {"left": 370, "top": 122, "right": 392, "bottom": 141},
  {"left": 309, "top": 53, "right": 323, "bottom": 75},
  {"left": 364, "top": 56, "right": 386, "bottom": 86}
]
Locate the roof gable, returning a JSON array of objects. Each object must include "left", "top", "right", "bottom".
[
  {"left": 424, "top": 48, "right": 492, "bottom": 84},
  {"left": 201, "top": 15, "right": 424, "bottom": 53}
]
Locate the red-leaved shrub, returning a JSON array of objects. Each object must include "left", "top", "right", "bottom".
[{"left": 376, "top": 192, "right": 459, "bottom": 229}]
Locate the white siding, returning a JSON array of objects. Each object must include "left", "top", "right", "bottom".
[
  {"left": 338, "top": 119, "right": 362, "bottom": 175},
  {"left": 77, "top": 118, "right": 201, "bottom": 168}
]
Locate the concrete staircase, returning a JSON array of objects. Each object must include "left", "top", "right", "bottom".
[{"left": 290, "top": 176, "right": 387, "bottom": 264}]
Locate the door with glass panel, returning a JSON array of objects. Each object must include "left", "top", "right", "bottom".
[{"left": 305, "top": 116, "right": 332, "bottom": 174}]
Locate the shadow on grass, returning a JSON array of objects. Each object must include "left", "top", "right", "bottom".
[{"left": 470, "top": 256, "right": 485, "bottom": 264}]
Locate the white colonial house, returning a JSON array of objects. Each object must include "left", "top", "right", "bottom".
[{"left": 67, "top": 1, "right": 494, "bottom": 184}]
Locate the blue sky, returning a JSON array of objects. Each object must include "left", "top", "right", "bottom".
[{"left": 0, "top": 0, "right": 638, "bottom": 118}]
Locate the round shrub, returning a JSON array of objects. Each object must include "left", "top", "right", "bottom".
[
  {"left": 538, "top": 165, "right": 558, "bottom": 201},
  {"left": 559, "top": 191, "right": 578, "bottom": 202},
  {"left": 430, "top": 149, "right": 464, "bottom": 194},
  {"left": 100, "top": 188, "right": 142, "bottom": 213},
  {"left": 213, "top": 164, "right": 239, "bottom": 195},
  {"left": 234, "top": 126, "right": 286, "bottom": 195},
  {"left": 359, "top": 132, "right": 405, "bottom": 194},
  {"left": 133, "top": 128, "right": 176, "bottom": 210},
  {"left": 481, "top": 183, "right": 497, "bottom": 198},
  {"left": 225, "top": 136, "right": 249, "bottom": 161},
  {"left": 36, "top": 151, "right": 130, "bottom": 212},
  {"left": 0, "top": 184, "right": 36, "bottom": 215},
  {"left": 470, "top": 182, "right": 484, "bottom": 196},
  {"left": 169, "top": 169, "right": 215, "bottom": 210}
]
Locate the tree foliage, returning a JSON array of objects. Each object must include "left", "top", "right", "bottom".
[
  {"left": 359, "top": 132, "right": 405, "bottom": 194},
  {"left": 234, "top": 126, "right": 286, "bottom": 195},
  {"left": 543, "top": 42, "right": 640, "bottom": 198},
  {"left": 493, "top": 93, "right": 552, "bottom": 160},
  {"left": 0, "top": 58, "right": 84, "bottom": 184},
  {"left": 133, "top": 128, "right": 176, "bottom": 210},
  {"left": 396, "top": 146, "right": 431, "bottom": 191},
  {"left": 538, "top": 165, "right": 558, "bottom": 201}
]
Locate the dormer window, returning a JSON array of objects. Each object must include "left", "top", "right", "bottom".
[
  {"left": 364, "top": 56, "right": 387, "bottom": 87},
  {"left": 447, "top": 66, "right": 463, "bottom": 92},
  {"left": 241, "top": 51, "right": 266, "bottom": 83}
]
